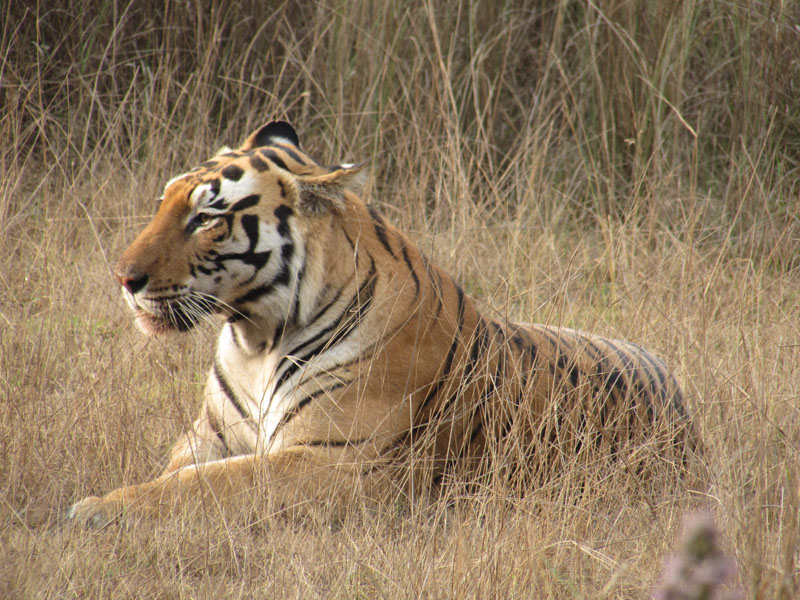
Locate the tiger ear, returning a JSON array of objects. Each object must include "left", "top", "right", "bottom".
[
  {"left": 241, "top": 121, "right": 300, "bottom": 150},
  {"left": 296, "top": 164, "right": 367, "bottom": 215}
]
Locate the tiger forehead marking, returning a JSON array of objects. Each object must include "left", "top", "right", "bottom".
[
  {"left": 175, "top": 143, "right": 325, "bottom": 216},
  {"left": 67, "top": 120, "right": 699, "bottom": 528}
]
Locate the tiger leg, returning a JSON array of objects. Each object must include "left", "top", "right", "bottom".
[
  {"left": 66, "top": 446, "right": 373, "bottom": 528},
  {"left": 160, "top": 411, "right": 229, "bottom": 474}
]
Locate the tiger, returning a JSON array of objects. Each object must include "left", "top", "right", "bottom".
[{"left": 68, "top": 121, "right": 699, "bottom": 527}]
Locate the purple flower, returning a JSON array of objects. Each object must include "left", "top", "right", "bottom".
[{"left": 652, "top": 512, "right": 741, "bottom": 600}]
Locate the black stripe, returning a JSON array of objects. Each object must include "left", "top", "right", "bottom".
[
  {"left": 206, "top": 197, "right": 228, "bottom": 211},
  {"left": 269, "top": 400, "right": 309, "bottom": 445},
  {"left": 620, "top": 343, "right": 671, "bottom": 422},
  {"left": 221, "top": 164, "right": 244, "bottom": 181},
  {"left": 537, "top": 325, "right": 577, "bottom": 356},
  {"left": 578, "top": 335, "right": 619, "bottom": 387},
  {"left": 302, "top": 439, "right": 350, "bottom": 447},
  {"left": 624, "top": 341, "right": 675, "bottom": 410},
  {"left": 303, "top": 283, "right": 347, "bottom": 331},
  {"left": 419, "top": 254, "right": 444, "bottom": 318},
  {"left": 289, "top": 253, "right": 306, "bottom": 325},
  {"left": 297, "top": 310, "right": 411, "bottom": 386},
  {"left": 234, "top": 282, "right": 275, "bottom": 305},
  {"left": 585, "top": 339, "right": 628, "bottom": 398},
  {"left": 557, "top": 353, "right": 581, "bottom": 388},
  {"left": 275, "top": 260, "right": 291, "bottom": 286},
  {"left": 197, "top": 263, "right": 216, "bottom": 276},
  {"left": 509, "top": 327, "right": 536, "bottom": 419},
  {"left": 250, "top": 155, "right": 269, "bottom": 171},
  {"left": 301, "top": 436, "right": 370, "bottom": 448},
  {"left": 602, "top": 340, "right": 653, "bottom": 407},
  {"left": 274, "top": 204, "right": 293, "bottom": 237},
  {"left": 213, "top": 362, "right": 250, "bottom": 419},
  {"left": 498, "top": 411, "right": 515, "bottom": 441},
  {"left": 267, "top": 381, "right": 350, "bottom": 444},
  {"left": 265, "top": 151, "right": 289, "bottom": 171},
  {"left": 230, "top": 324, "right": 242, "bottom": 350},
  {"left": 486, "top": 337, "right": 512, "bottom": 429},
  {"left": 230, "top": 194, "right": 260, "bottom": 212},
  {"left": 230, "top": 207, "right": 294, "bottom": 303},
  {"left": 280, "top": 273, "right": 359, "bottom": 362},
  {"left": 367, "top": 205, "right": 395, "bottom": 257},
  {"left": 491, "top": 319, "right": 510, "bottom": 346},
  {"left": 206, "top": 410, "right": 231, "bottom": 457},
  {"left": 272, "top": 258, "right": 377, "bottom": 394},
  {"left": 616, "top": 344, "right": 648, "bottom": 432},
  {"left": 460, "top": 339, "right": 507, "bottom": 459},
  {"left": 507, "top": 324, "right": 534, "bottom": 357},
  {"left": 274, "top": 144, "right": 308, "bottom": 166},
  {"left": 216, "top": 218, "right": 272, "bottom": 272},
  {"left": 512, "top": 326, "right": 538, "bottom": 368},
  {"left": 464, "top": 318, "right": 490, "bottom": 385},
  {"left": 467, "top": 420, "right": 484, "bottom": 446},
  {"left": 432, "top": 272, "right": 445, "bottom": 317},
  {"left": 271, "top": 356, "right": 304, "bottom": 398},
  {"left": 422, "top": 307, "right": 486, "bottom": 448},
  {"left": 360, "top": 444, "right": 406, "bottom": 476},
  {"left": 343, "top": 229, "right": 357, "bottom": 252},
  {"left": 232, "top": 248, "right": 290, "bottom": 303},
  {"left": 621, "top": 342, "right": 662, "bottom": 396},
  {"left": 440, "top": 342, "right": 506, "bottom": 473},
  {"left": 400, "top": 241, "right": 421, "bottom": 297},
  {"left": 326, "top": 257, "right": 378, "bottom": 348},
  {"left": 533, "top": 324, "right": 558, "bottom": 347},
  {"left": 240, "top": 214, "right": 260, "bottom": 250},
  {"left": 227, "top": 308, "right": 251, "bottom": 323},
  {"left": 415, "top": 282, "right": 467, "bottom": 417},
  {"left": 419, "top": 254, "right": 443, "bottom": 317}
]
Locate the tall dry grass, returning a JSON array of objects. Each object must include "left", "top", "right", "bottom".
[{"left": 1, "top": 0, "right": 799, "bottom": 597}]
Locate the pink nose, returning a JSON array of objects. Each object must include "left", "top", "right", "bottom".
[{"left": 115, "top": 272, "right": 149, "bottom": 294}]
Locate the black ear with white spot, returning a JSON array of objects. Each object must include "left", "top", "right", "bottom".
[
  {"left": 242, "top": 121, "right": 300, "bottom": 150},
  {"left": 296, "top": 164, "right": 367, "bottom": 215}
]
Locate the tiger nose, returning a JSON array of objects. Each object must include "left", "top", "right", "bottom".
[{"left": 116, "top": 271, "right": 149, "bottom": 294}]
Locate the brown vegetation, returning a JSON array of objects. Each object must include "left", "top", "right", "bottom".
[{"left": 1, "top": 1, "right": 798, "bottom": 597}]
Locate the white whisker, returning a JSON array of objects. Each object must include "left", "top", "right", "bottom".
[{"left": 193, "top": 291, "right": 256, "bottom": 326}]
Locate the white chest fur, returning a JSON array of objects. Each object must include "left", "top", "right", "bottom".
[{"left": 215, "top": 324, "right": 296, "bottom": 453}]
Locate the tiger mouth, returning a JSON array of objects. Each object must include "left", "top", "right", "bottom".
[{"left": 122, "top": 288, "right": 219, "bottom": 335}]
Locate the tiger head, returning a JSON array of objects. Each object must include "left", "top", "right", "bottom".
[{"left": 115, "top": 121, "right": 365, "bottom": 335}]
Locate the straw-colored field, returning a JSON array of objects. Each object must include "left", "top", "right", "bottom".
[{"left": 2, "top": 2, "right": 798, "bottom": 598}]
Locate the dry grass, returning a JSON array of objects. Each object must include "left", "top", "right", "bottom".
[{"left": 1, "top": 1, "right": 799, "bottom": 597}]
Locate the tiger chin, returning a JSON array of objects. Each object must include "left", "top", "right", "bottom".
[{"left": 67, "top": 121, "right": 700, "bottom": 527}]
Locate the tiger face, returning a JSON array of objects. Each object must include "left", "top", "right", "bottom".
[{"left": 114, "top": 122, "right": 363, "bottom": 335}]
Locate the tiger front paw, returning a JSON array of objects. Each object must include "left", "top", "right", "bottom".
[{"left": 66, "top": 495, "right": 117, "bottom": 529}]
